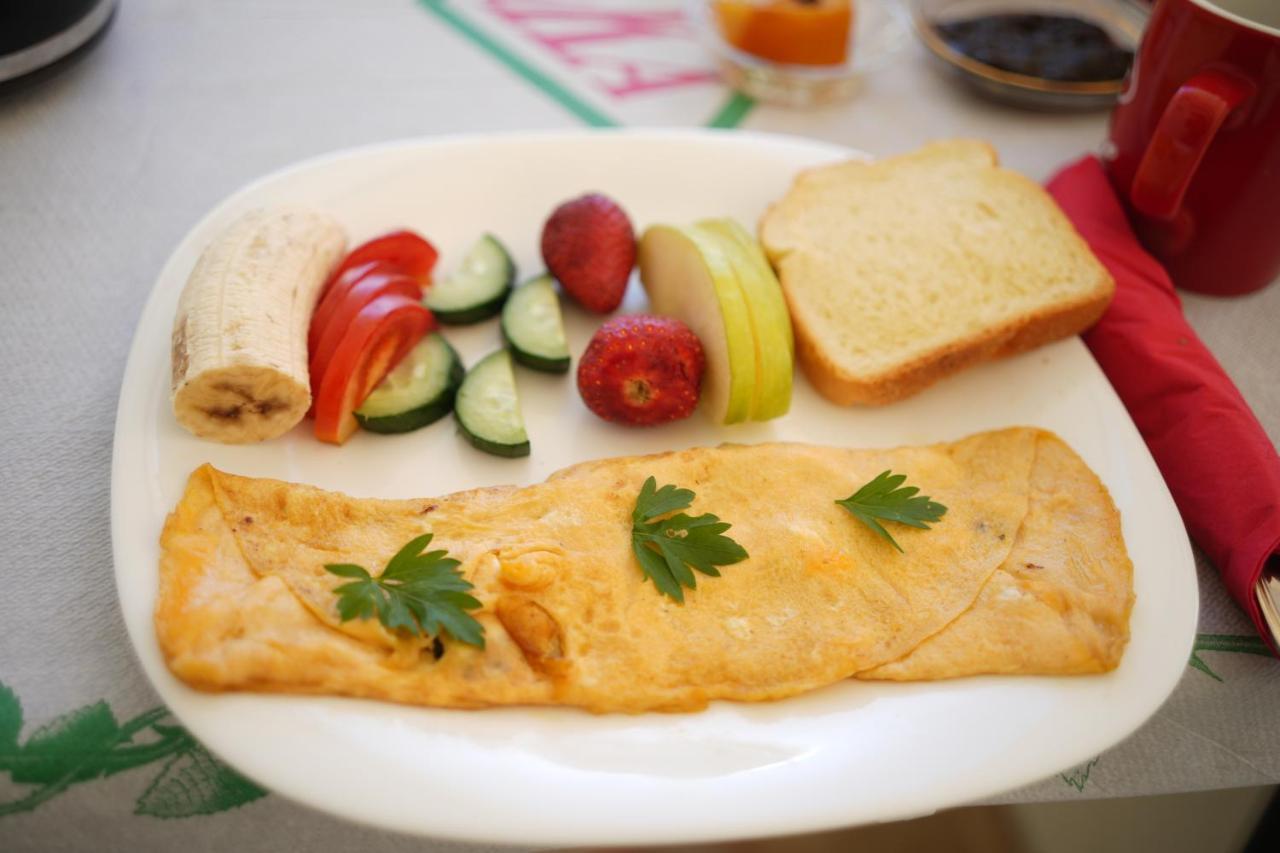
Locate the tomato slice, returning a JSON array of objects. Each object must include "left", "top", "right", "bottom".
[
  {"left": 319, "top": 230, "right": 439, "bottom": 299},
  {"left": 314, "top": 294, "right": 432, "bottom": 444},
  {"left": 309, "top": 271, "right": 428, "bottom": 403},
  {"left": 309, "top": 260, "right": 396, "bottom": 354}
]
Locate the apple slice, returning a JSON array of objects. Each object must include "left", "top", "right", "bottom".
[
  {"left": 696, "top": 219, "right": 794, "bottom": 421},
  {"left": 638, "top": 225, "right": 756, "bottom": 425}
]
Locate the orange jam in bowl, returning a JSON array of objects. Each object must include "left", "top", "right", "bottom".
[{"left": 712, "top": 0, "right": 854, "bottom": 66}]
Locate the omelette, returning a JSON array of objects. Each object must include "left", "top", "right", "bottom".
[{"left": 156, "top": 427, "right": 1133, "bottom": 713}]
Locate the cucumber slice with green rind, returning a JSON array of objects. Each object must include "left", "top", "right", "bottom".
[
  {"left": 425, "top": 234, "right": 515, "bottom": 324},
  {"left": 501, "top": 274, "right": 570, "bottom": 373},
  {"left": 354, "top": 333, "right": 464, "bottom": 434},
  {"left": 455, "top": 349, "right": 530, "bottom": 457}
]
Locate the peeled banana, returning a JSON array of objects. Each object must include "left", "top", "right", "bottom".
[{"left": 171, "top": 208, "right": 347, "bottom": 443}]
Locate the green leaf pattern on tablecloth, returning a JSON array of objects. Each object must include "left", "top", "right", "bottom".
[
  {"left": 1188, "top": 633, "right": 1274, "bottom": 682},
  {"left": 4, "top": 626, "right": 1274, "bottom": 819},
  {"left": 1188, "top": 652, "right": 1225, "bottom": 682},
  {"left": 0, "top": 682, "right": 20, "bottom": 754},
  {"left": 1057, "top": 630, "right": 1278, "bottom": 792},
  {"left": 135, "top": 742, "right": 266, "bottom": 818},
  {"left": 9, "top": 700, "right": 120, "bottom": 785},
  {"left": 1060, "top": 756, "right": 1100, "bottom": 792},
  {"left": 0, "top": 680, "right": 266, "bottom": 819}
]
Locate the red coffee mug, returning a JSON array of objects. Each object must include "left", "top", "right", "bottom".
[{"left": 1105, "top": 0, "right": 1280, "bottom": 296}]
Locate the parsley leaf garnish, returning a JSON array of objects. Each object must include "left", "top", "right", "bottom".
[
  {"left": 324, "top": 533, "right": 485, "bottom": 648},
  {"left": 836, "top": 471, "right": 948, "bottom": 553},
  {"left": 630, "top": 476, "right": 748, "bottom": 603}
]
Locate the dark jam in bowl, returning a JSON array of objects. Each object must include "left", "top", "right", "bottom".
[{"left": 934, "top": 13, "right": 1134, "bottom": 83}]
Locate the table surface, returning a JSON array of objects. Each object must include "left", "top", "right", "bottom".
[{"left": 1, "top": 1, "right": 1277, "bottom": 850}]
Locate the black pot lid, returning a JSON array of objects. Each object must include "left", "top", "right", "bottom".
[{"left": 0, "top": 0, "right": 117, "bottom": 84}]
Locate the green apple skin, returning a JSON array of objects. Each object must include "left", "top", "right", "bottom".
[
  {"left": 696, "top": 219, "right": 794, "bottom": 421},
  {"left": 638, "top": 225, "right": 756, "bottom": 425}
]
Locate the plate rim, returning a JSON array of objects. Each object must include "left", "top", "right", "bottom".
[{"left": 111, "top": 127, "right": 1199, "bottom": 846}]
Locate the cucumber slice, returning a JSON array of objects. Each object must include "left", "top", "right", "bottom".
[
  {"left": 425, "top": 234, "right": 515, "bottom": 324},
  {"left": 455, "top": 350, "right": 530, "bottom": 457},
  {"left": 501, "top": 274, "right": 570, "bottom": 373},
  {"left": 354, "top": 333, "right": 464, "bottom": 434}
]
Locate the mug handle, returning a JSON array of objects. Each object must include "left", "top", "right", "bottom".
[{"left": 1129, "top": 69, "right": 1252, "bottom": 220}]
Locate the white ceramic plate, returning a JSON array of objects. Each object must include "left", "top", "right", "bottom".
[{"left": 112, "top": 130, "right": 1197, "bottom": 847}]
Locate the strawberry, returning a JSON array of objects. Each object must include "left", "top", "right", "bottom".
[
  {"left": 577, "top": 315, "right": 705, "bottom": 426},
  {"left": 541, "top": 193, "right": 636, "bottom": 313}
]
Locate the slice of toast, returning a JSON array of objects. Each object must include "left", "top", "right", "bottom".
[{"left": 759, "top": 139, "right": 1114, "bottom": 405}]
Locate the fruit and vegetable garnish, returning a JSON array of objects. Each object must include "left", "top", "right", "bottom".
[
  {"left": 303, "top": 466, "right": 940, "bottom": 651},
  {"left": 312, "top": 228, "right": 549, "bottom": 452},
  {"left": 639, "top": 219, "right": 793, "bottom": 425},
  {"left": 306, "top": 230, "right": 438, "bottom": 445},
  {"left": 324, "top": 532, "right": 486, "bottom": 648},
  {"left": 541, "top": 193, "right": 635, "bottom": 314},
  {"left": 578, "top": 316, "right": 705, "bottom": 427},
  {"left": 171, "top": 186, "right": 794, "bottom": 454}
]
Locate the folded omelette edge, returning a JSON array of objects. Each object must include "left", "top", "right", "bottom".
[
  {"left": 856, "top": 432, "right": 1134, "bottom": 680},
  {"left": 155, "top": 427, "right": 1129, "bottom": 713}
]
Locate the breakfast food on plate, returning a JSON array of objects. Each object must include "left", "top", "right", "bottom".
[
  {"left": 859, "top": 434, "right": 1132, "bottom": 679},
  {"left": 577, "top": 315, "right": 706, "bottom": 426},
  {"left": 307, "top": 269, "right": 423, "bottom": 391},
  {"left": 758, "top": 139, "right": 1115, "bottom": 405},
  {"left": 638, "top": 219, "right": 793, "bottom": 424},
  {"left": 156, "top": 427, "right": 1133, "bottom": 713},
  {"left": 301, "top": 229, "right": 562, "bottom": 447},
  {"left": 171, "top": 208, "right": 346, "bottom": 444},
  {"left": 698, "top": 219, "right": 794, "bottom": 420},
  {"left": 304, "top": 229, "right": 444, "bottom": 445},
  {"left": 321, "top": 229, "right": 438, "bottom": 290},
  {"left": 311, "top": 293, "right": 433, "bottom": 445},
  {"left": 454, "top": 349, "right": 530, "bottom": 457},
  {"left": 354, "top": 333, "right": 464, "bottom": 434},
  {"left": 713, "top": 0, "right": 853, "bottom": 66},
  {"left": 501, "top": 274, "right": 571, "bottom": 373},
  {"left": 424, "top": 234, "right": 516, "bottom": 324},
  {"left": 541, "top": 193, "right": 636, "bottom": 313},
  {"left": 642, "top": 224, "right": 754, "bottom": 425},
  {"left": 307, "top": 230, "right": 437, "bottom": 360}
]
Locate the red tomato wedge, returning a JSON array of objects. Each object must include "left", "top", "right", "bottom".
[
  {"left": 309, "top": 260, "right": 389, "bottom": 353},
  {"left": 314, "top": 294, "right": 432, "bottom": 445},
  {"left": 309, "top": 271, "right": 428, "bottom": 403},
  {"left": 311, "top": 263, "right": 404, "bottom": 357},
  {"left": 318, "top": 230, "right": 439, "bottom": 299}
]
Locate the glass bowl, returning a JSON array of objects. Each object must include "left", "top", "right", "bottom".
[
  {"left": 911, "top": 0, "right": 1150, "bottom": 110},
  {"left": 686, "top": 0, "right": 913, "bottom": 107}
]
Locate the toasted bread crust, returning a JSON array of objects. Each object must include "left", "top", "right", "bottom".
[
  {"left": 788, "top": 272, "right": 1113, "bottom": 406},
  {"left": 763, "top": 140, "right": 1114, "bottom": 406}
]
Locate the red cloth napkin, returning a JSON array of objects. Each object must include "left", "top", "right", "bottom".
[{"left": 1046, "top": 155, "right": 1280, "bottom": 656}]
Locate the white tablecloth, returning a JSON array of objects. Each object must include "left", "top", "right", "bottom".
[{"left": 1, "top": 2, "right": 1277, "bottom": 850}]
